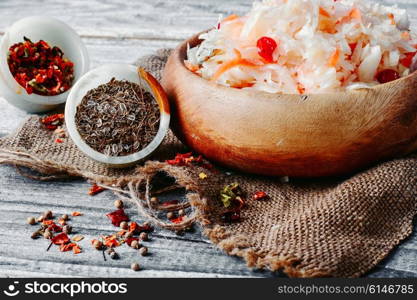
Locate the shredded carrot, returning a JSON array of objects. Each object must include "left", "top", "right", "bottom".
[
  {"left": 401, "top": 31, "right": 411, "bottom": 41},
  {"left": 231, "top": 82, "right": 255, "bottom": 89},
  {"left": 318, "top": 16, "right": 337, "bottom": 34},
  {"left": 211, "top": 49, "right": 261, "bottom": 81},
  {"left": 328, "top": 48, "right": 341, "bottom": 67},
  {"left": 319, "top": 7, "right": 331, "bottom": 18},
  {"left": 388, "top": 13, "right": 395, "bottom": 25},
  {"left": 222, "top": 14, "right": 239, "bottom": 23},
  {"left": 349, "top": 8, "right": 362, "bottom": 22},
  {"left": 184, "top": 61, "right": 199, "bottom": 72}
]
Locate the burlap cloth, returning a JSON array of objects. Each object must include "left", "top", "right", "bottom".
[{"left": 0, "top": 49, "right": 416, "bottom": 278}]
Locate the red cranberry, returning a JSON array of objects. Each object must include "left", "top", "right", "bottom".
[{"left": 376, "top": 69, "right": 400, "bottom": 84}]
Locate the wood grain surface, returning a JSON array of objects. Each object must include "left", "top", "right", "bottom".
[{"left": 0, "top": 0, "right": 416, "bottom": 278}]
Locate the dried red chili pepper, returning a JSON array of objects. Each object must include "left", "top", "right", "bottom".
[
  {"left": 71, "top": 211, "right": 83, "bottom": 217},
  {"left": 60, "top": 242, "right": 76, "bottom": 252},
  {"left": 51, "top": 232, "right": 70, "bottom": 245},
  {"left": 88, "top": 184, "right": 105, "bottom": 196},
  {"left": 106, "top": 209, "right": 129, "bottom": 227},
  {"left": 129, "top": 221, "right": 153, "bottom": 233},
  {"left": 7, "top": 37, "right": 74, "bottom": 96},
  {"left": 253, "top": 191, "right": 269, "bottom": 201}
]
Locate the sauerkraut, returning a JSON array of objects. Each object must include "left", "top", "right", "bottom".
[{"left": 185, "top": 0, "right": 417, "bottom": 94}]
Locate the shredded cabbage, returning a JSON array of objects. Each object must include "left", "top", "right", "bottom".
[{"left": 185, "top": 0, "right": 417, "bottom": 94}]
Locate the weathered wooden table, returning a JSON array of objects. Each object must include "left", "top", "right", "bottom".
[{"left": 0, "top": 0, "right": 416, "bottom": 278}]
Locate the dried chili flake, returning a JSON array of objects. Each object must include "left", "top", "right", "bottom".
[
  {"left": 51, "top": 232, "right": 70, "bottom": 245},
  {"left": 71, "top": 211, "right": 83, "bottom": 217},
  {"left": 253, "top": 191, "right": 269, "bottom": 201},
  {"left": 48, "top": 223, "right": 63, "bottom": 233},
  {"left": 166, "top": 152, "right": 213, "bottom": 170},
  {"left": 106, "top": 209, "right": 129, "bottom": 227},
  {"left": 72, "top": 235, "right": 84, "bottom": 242},
  {"left": 73, "top": 244, "right": 82, "bottom": 254},
  {"left": 42, "top": 219, "right": 55, "bottom": 226},
  {"left": 170, "top": 216, "right": 184, "bottom": 224},
  {"left": 60, "top": 242, "right": 76, "bottom": 252},
  {"left": 55, "top": 138, "right": 64, "bottom": 144},
  {"left": 88, "top": 184, "right": 105, "bottom": 196},
  {"left": 7, "top": 37, "right": 74, "bottom": 96},
  {"left": 129, "top": 221, "right": 152, "bottom": 233},
  {"left": 40, "top": 113, "right": 65, "bottom": 131},
  {"left": 104, "top": 236, "right": 120, "bottom": 248}
]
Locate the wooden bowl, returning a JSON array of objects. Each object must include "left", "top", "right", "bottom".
[{"left": 161, "top": 33, "right": 417, "bottom": 177}]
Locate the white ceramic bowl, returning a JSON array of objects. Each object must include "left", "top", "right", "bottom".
[
  {"left": 65, "top": 64, "right": 171, "bottom": 167},
  {"left": 0, "top": 16, "right": 89, "bottom": 113}
]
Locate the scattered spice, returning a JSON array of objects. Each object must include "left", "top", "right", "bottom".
[
  {"left": 43, "top": 229, "right": 52, "bottom": 239},
  {"left": 109, "top": 250, "right": 119, "bottom": 260},
  {"left": 253, "top": 191, "right": 269, "bottom": 201},
  {"left": 51, "top": 233, "right": 70, "bottom": 245},
  {"left": 139, "top": 232, "right": 149, "bottom": 241},
  {"left": 199, "top": 172, "right": 208, "bottom": 179},
  {"left": 55, "top": 138, "right": 64, "bottom": 144},
  {"left": 71, "top": 211, "right": 83, "bottom": 217},
  {"left": 75, "top": 78, "right": 160, "bottom": 156},
  {"left": 139, "top": 247, "right": 148, "bottom": 256},
  {"left": 72, "top": 235, "right": 84, "bottom": 242},
  {"left": 130, "top": 239, "right": 140, "bottom": 249},
  {"left": 170, "top": 216, "right": 184, "bottom": 224},
  {"left": 27, "top": 217, "right": 36, "bottom": 225},
  {"left": 92, "top": 239, "right": 103, "bottom": 250},
  {"left": 31, "top": 231, "right": 41, "bottom": 239},
  {"left": 88, "top": 183, "right": 105, "bottom": 196},
  {"left": 220, "top": 183, "right": 245, "bottom": 209},
  {"left": 63, "top": 225, "right": 72, "bottom": 234},
  {"left": 7, "top": 37, "right": 74, "bottom": 96},
  {"left": 43, "top": 210, "right": 53, "bottom": 220},
  {"left": 167, "top": 212, "right": 175, "bottom": 220},
  {"left": 131, "top": 262, "right": 141, "bottom": 272},
  {"left": 120, "top": 221, "right": 129, "bottom": 230},
  {"left": 114, "top": 200, "right": 124, "bottom": 209},
  {"left": 166, "top": 152, "right": 213, "bottom": 169},
  {"left": 107, "top": 209, "right": 129, "bottom": 227},
  {"left": 40, "top": 113, "right": 65, "bottom": 131},
  {"left": 178, "top": 209, "right": 185, "bottom": 217}
]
